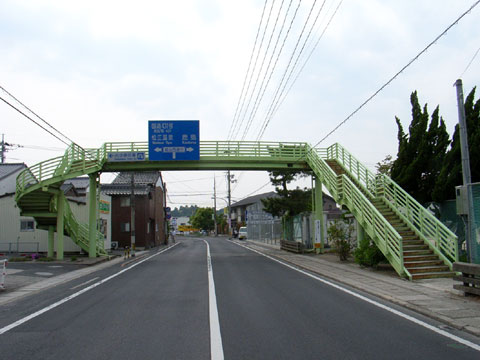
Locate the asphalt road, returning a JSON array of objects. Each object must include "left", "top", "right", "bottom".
[{"left": 0, "top": 237, "right": 479, "bottom": 359}]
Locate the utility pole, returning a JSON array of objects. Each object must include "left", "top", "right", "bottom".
[
  {"left": 227, "top": 170, "right": 232, "bottom": 238},
  {"left": 130, "top": 172, "right": 136, "bottom": 257},
  {"left": 213, "top": 175, "right": 217, "bottom": 236},
  {"left": 455, "top": 79, "right": 476, "bottom": 263}
]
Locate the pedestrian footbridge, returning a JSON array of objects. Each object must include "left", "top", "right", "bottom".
[{"left": 15, "top": 141, "right": 458, "bottom": 280}]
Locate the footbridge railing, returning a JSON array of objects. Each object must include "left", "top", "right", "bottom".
[
  {"left": 306, "top": 146, "right": 406, "bottom": 278},
  {"left": 319, "top": 142, "right": 458, "bottom": 265}
]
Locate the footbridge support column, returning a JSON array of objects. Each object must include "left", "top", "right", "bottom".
[
  {"left": 56, "top": 193, "right": 65, "bottom": 260},
  {"left": 88, "top": 173, "right": 98, "bottom": 258},
  {"left": 314, "top": 177, "right": 325, "bottom": 254}
]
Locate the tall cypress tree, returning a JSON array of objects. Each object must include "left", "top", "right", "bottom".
[
  {"left": 432, "top": 87, "right": 480, "bottom": 201},
  {"left": 391, "top": 91, "right": 449, "bottom": 204}
]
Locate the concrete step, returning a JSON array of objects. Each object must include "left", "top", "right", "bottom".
[
  {"left": 411, "top": 271, "right": 455, "bottom": 280},
  {"left": 403, "top": 249, "right": 434, "bottom": 256},
  {"left": 403, "top": 244, "right": 429, "bottom": 251},
  {"left": 402, "top": 239, "right": 424, "bottom": 245},
  {"left": 407, "top": 265, "right": 450, "bottom": 274},
  {"left": 404, "top": 260, "right": 445, "bottom": 268},
  {"left": 404, "top": 254, "right": 439, "bottom": 262}
]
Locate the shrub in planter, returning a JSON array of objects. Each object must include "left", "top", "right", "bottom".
[{"left": 354, "top": 236, "right": 386, "bottom": 267}]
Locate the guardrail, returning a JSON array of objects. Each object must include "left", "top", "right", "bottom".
[
  {"left": 377, "top": 174, "right": 458, "bottom": 264},
  {"left": 453, "top": 262, "right": 480, "bottom": 296},
  {"left": 280, "top": 240, "right": 304, "bottom": 253}
]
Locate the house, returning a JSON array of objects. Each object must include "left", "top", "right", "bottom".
[
  {"left": 230, "top": 191, "right": 278, "bottom": 229},
  {"left": 0, "top": 165, "right": 111, "bottom": 254},
  {"left": 102, "top": 171, "right": 166, "bottom": 249}
]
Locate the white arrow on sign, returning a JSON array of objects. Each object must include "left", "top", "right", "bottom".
[
  {"left": 186, "top": 147, "right": 194, "bottom": 152},
  {"left": 154, "top": 147, "right": 162, "bottom": 152}
]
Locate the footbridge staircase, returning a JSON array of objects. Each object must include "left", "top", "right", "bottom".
[{"left": 15, "top": 141, "right": 458, "bottom": 279}]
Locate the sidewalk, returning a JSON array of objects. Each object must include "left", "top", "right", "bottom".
[{"left": 241, "top": 239, "right": 480, "bottom": 338}]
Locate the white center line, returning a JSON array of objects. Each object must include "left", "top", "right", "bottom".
[
  {"left": 0, "top": 243, "right": 180, "bottom": 335},
  {"left": 230, "top": 240, "right": 480, "bottom": 352},
  {"left": 203, "top": 239, "right": 224, "bottom": 360}
]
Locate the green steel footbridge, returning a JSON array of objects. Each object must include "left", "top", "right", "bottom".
[{"left": 15, "top": 141, "right": 459, "bottom": 280}]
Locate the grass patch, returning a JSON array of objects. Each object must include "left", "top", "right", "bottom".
[
  {"left": 37, "top": 257, "right": 55, "bottom": 262},
  {"left": 9, "top": 257, "right": 31, "bottom": 262}
]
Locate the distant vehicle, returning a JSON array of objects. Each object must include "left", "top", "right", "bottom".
[{"left": 238, "top": 227, "right": 247, "bottom": 240}]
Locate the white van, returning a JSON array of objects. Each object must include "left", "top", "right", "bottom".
[{"left": 238, "top": 227, "right": 247, "bottom": 240}]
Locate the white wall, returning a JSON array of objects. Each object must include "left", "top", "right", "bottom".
[{"left": 0, "top": 195, "right": 82, "bottom": 253}]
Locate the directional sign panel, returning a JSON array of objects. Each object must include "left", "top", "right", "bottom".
[
  {"left": 148, "top": 120, "right": 200, "bottom": 161},
  {"left": 107, "top": 152, "right": 146, "bottom": 162}
]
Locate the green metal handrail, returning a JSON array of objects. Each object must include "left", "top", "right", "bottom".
[
  {"left": 305, "top": 146, "right": 407, "bottom": 278},
  {"left": 322, "top": 143, "right": 377, "bottom": 198},
  {"left": 377, "top": 174, "right": 458, "bottom": 263},
  {"left": 341, "top": 174, "right": 407, "bottom": 278}
]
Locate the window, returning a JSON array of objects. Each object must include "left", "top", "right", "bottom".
[
  {"left": 20, "top": 219, "right": 35, "bottom": 232},
  {"left": 120, "top": 197, "right": 130, "bottom": 207},
  {"left": 120, "top": 222, "right": 130, "bottom": 232}
]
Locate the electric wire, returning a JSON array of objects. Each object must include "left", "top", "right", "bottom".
[
  {"left": 227, "top": 0, "right": 270, "bottom": 141},
  {"left": 257, "top": 0, "right": 326, "bottom": 140},
  {"left": 309, "top": 0, "right": 480, "bottom": 149},
  {"left": 0, "top": 85, "right": 75, "bottom": 145},
  {"left": 0, "top": 95, "right": 70, "bottom": 146},
  {"left": 237, "top": 0, "right": 287, "bottom": 141},
  {"left": 459, "top": 44, "right": 480, "bottom": 78},
  {"left": 239, "top": 0, "right": 303, "bottom": 141},
  {"left": 262, "top": 0, "right": 343, "bottom": 133},
  {"left": 231, "top": 0, "right": 277, "bottom": 141}
]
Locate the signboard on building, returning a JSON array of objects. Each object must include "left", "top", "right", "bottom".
[
  {"left": 99, "top": 200, "right": 110, "bottom": 214},
  {"left": 148, "top": 120, "right": 200, "bottom": 161},
  {"left": 107, "top": 152, "right": 146, "bottom": 162}
]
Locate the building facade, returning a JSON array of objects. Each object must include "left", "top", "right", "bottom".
[{"left": 102, "top": 172, "right": 166, "bottom": 249}]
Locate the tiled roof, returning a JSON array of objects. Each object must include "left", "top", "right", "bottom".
[
  {"left": 0, "top": 163, "right": 26, "bottom": 180},
  {"left": 112, "top": 171, "right": 160, "bottom": 185},
  {"left": 231, "top": 191, "right": 278, "bottom": 208},
  {"left": 101, "top": 184, "right": 151, "bottom": 196},
  {"left": 64, "top": 177, "right": 90, "bottom": 190}
]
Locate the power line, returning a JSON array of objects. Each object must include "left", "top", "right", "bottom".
[
  {"left": 459, "top": 44, "right": 480, "bottom": 78},
  {"left": 240, "top": 0, "right": 298, "bottom": 141},
  {"left": 0, "top": 95, "right": 70, "bottom": 146},
  {"left": 261, "top": 0, "right": 343, "bottom": 134},
  {"left": 0, "top": 85, "right": 75, "bottom": 145},
  {"left": 231, "top": 0, "right": 278, "bottom": 141},
  {"left": 310, "top": 0, "right": 480, "bottom": 149},
  {"left": 257, "top": 0, "right": 327, "bottom": 140},
  {"left": 237, "top": 0, "right": 287, "bottom": 141},
  {"left": 227, "top": 0, "right": 270, "bottom": 140}
]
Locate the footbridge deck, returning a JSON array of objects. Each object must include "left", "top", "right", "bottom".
[{"left": 15, "top": 141, "right": 459, "bottom": 280}]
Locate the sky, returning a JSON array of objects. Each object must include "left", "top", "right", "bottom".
[{"left": 1, "top": 0, "right": 479, "bottom": 209}]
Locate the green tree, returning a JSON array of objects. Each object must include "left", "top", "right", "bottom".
[
  {"left": 375, "top": 155, "right": 394, "bottom": 176},
  {"left": 261, "top": 170, "right": 312, "bottom": 241},
  {"left": 190, "top": 207, "right": 215, "bottom": 231},
  {"left": 391, "top": 91, "right": 450, "bottom": 204},
  {"left": 433, "top": 87, "right": 480, "bottom": 201}
]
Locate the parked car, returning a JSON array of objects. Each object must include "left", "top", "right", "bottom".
[{"left": 238, "top": 227, "right": 247, "bottom": 240}]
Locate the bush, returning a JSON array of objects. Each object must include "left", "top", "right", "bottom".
[
  {"left": 327, "top": 220, "right": 354, "bottom": 261},
  {"left": 70, "top": 256, "right": 77, "bottom": 262},
  {"left": 354, "top": 236, "right": 386, "bottom": 267},
  {"left": 9, "top": 257, "right": 31, "bottom": 262}
]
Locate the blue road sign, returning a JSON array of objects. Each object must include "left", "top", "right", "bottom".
[{"left": 148, "top": 120, "right": 200, "bottom": 161}]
